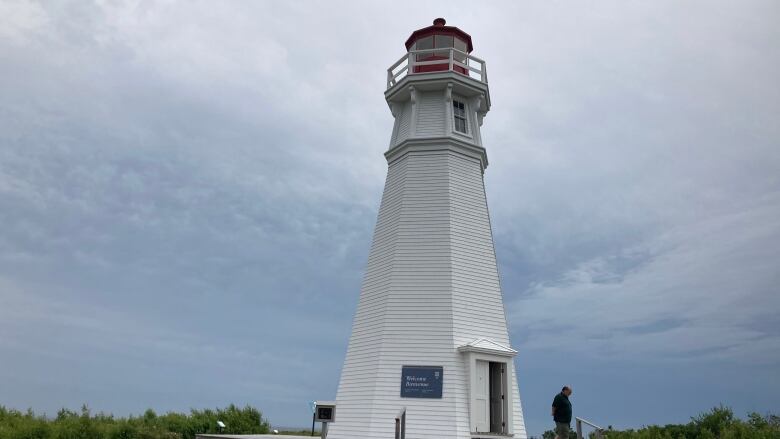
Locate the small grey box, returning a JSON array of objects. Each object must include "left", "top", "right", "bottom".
[{"left": 314, "top": 402, "right": 336, "bottom": 423}]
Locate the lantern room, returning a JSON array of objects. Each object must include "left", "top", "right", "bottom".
[
  {"left": 386, "top": 18, "right": 487, "bottom": 90},
  {"left": 405, "top": 18, "right": 473, "bottom": 75}
]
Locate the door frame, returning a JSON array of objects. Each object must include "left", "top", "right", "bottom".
[{"left": 459, "top": 345, "right": 517, "bottom": 436}]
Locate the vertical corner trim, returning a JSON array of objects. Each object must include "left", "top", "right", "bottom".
[
  {"left": 409, "top": 86, "right": 418, "bottom": 136},
  {"left": 444, "top": 83, "right": 453, "bottom": 135}
]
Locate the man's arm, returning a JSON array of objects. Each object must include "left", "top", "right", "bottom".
[{"left": 551, "top": 406, "right": 556, "bottom": 417}]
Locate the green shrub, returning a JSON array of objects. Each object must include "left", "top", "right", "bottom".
[
  {"left": 0, "top": 405, "right": 269, "bottom": 439},
  {"left": 537, "top": 407, "right": 780, "bottom": 439}
]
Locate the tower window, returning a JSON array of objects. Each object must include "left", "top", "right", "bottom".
[{"left": 453, "top": 100, "right": 468, "bottom": 134}]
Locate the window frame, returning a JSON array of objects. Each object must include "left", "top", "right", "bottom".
[{"left": 452, "top": 99, "right": 469, "bottom": 135}]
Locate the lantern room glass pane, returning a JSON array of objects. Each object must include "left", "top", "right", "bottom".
[
  {"left": 415, "top": 36, "right": 433, "bottom": 61},
  {"left": 434, "top": 34, "right": 454, "bottom": 58},
  {"left": 454, "top": 38, "right": 468, "bottom": 62}
]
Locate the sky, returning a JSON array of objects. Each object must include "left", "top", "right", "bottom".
[{"left": 1, "top": 0, "right": 779, "bottom": 436}]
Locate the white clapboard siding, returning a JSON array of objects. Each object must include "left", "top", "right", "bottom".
[
  {"left": 394, "top": 102, "right": 412, "bottom": 145},
  {"left": 415, "top": 91, "right": 446, "bottom": 137},
  {"left": 333, "top": 155, "right": 407, "bottom": 438},
  {"left": 330, "top": 145, "right": 526, "bottom": 439}
]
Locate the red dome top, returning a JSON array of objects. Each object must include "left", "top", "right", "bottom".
[{"left": 404, "top": 18, "right": 474, "bottom": 53}]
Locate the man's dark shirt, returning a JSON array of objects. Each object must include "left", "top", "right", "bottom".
[{"left": 552, "top": 392, "right": 572, "bottom": 424}]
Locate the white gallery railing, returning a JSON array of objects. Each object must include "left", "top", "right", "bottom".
[{"left": 386, "top": 47, "right": 488, "bottom": 89}]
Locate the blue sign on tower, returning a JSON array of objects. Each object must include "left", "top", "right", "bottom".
[{"left": 400, "top": 365, "right": 443, "bottom": 398}]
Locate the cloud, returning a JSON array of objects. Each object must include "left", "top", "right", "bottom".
[{"left": 508, "top": 193, "right": 780, "bottom": 363}]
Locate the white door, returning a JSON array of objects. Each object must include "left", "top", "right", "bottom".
[{"left": 473, "top": 360, "right": 490, "bottom": 432}]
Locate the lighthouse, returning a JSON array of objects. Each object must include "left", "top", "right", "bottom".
[{"left": 329, "top": 19, "right": 526, "bottom": 439}]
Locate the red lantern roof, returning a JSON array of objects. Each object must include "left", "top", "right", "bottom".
[{"left": 404, "top": 18, "right": 474, "bottom": 53}]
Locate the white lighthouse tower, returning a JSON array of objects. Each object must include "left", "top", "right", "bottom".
[{"left": 329, "top": 19, "right": 526, "bottom": 439}]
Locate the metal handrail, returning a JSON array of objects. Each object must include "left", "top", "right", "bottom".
[
  {"left": 576, "top": 417, "right": 605, "bottom": 439},
  {"left": 394, "top": 407, "right": 406, "bottom": 439},
  {"left": 386, "top": 47, "right": 488, "bottom": 89}
]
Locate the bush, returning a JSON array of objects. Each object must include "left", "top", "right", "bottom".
[
  {"left": 0, "top": 405, "right": 270, "bottom": 439},
  {"left": 537, "top": 407, "right": 780, "bottom": 439}
]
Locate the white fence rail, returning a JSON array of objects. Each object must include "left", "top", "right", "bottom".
[
  {"left": 576, "top": 417, "right": 605, "bottom": 439},
  {"left": 386, "top": 48, "right": 488, "bottom": 89}
]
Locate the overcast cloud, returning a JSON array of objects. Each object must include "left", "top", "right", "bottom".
[{"left": 1, "top": 1, "right": 778, "bottom": 436}]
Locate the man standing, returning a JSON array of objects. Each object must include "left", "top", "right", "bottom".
[{"left": 552, "top": 386, "right": 573, "bottom": 439}]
